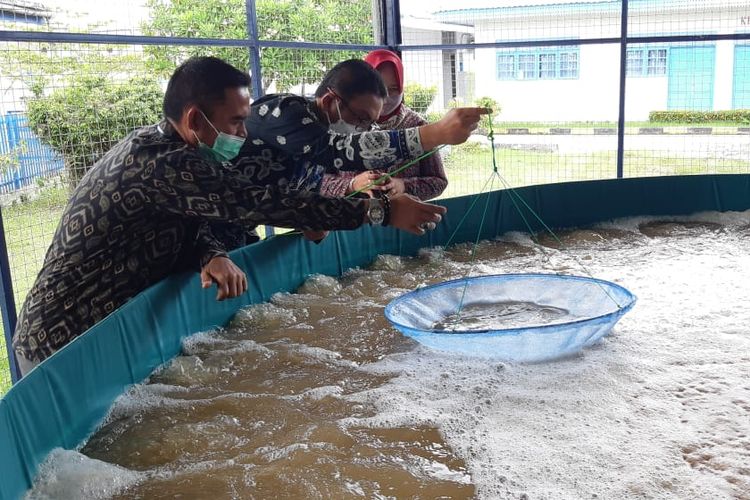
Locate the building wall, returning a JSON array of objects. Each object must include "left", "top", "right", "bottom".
[
  {"left": 401, "top": 27, "right": 475, "bottom": 112},
  {"left": 464, "top": 3, "right": 749, "bottom": 121},
  {"left": 401, "top": 27, "right": 446, "bottom": 113}
]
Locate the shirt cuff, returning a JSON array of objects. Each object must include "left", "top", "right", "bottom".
[
  {"left": 405, "top": 127, "right": 424, "bottom": 157},
  {"left": 200, "top": 249, "right": 229, "bottom": 269}
]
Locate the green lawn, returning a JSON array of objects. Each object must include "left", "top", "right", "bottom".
[
  {"left": 2, "top": 148, "right": 749, "bottom": 395},
  {"left": 494, "top": 120, "right": 748, "bottom": 129},
  {"left": 0, "top": 184, "right": 68, "bottom": 394},
  {"left": 439, "top": 145, "right": 750, "bottom": 199}
]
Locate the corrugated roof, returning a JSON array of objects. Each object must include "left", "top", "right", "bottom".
[
  {"left": 434, "top": 0, "right": 746, "bottom": 20},
  {"left": 0, "top": 1, "right": 49, "bottom": 17}
]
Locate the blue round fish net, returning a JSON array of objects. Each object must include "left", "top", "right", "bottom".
[{"left": 384, "top": 273, "right": 636, "bottom": 362}]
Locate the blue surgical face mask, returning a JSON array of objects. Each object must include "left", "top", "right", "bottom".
[{"left": 193, "top": 110, "right": 245, "bottom": 162}]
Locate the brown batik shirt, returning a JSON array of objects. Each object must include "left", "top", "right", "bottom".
[{"left": 12, "top": 120, "right": 367, "bottom": 364}]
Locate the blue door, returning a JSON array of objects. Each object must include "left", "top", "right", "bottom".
[
  {"left": 667, "top": 46, "right": 715, "bottom": 111},
  {"left": 733, "top": 45, "right": 750, "bottom": 109}
]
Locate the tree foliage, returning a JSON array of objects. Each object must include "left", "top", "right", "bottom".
[
  {"left": 474, "top": 96, "right": 500, "bottom": 115},
  {"left": 403, "top": 82, "right": 437, "bottom": 115},
  {"left": 142, "top": 0, "right": 374, "bottom": 92},
  {"left": 26, "top": 74, "right": 163, "bottom": 186}
]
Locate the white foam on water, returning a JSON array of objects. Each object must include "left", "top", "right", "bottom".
[
  {"left": 229, "top": 302, "right": 299, "bottom": 331},
  {"left": 344, "top": 480, "right": 366, "bottom": 496},
  {"left": 282, "top": 385, "right": 345, "bottom": 402},
  {"left": 26, "top": 210, "right": 750, "bottom": 499},
  {"left": 26, "top": 448, "right": 143, "bottom": 500},
  {"left": 183, "top": 336, "right": 275, "bottom": 358},
  {"left": 296, "top": 273, "right": 343, "bottom": 296},
  {"left": 283, "top": 342, "right": 358, "bottom": 368},
  {"left": 370, "top": 254, "right": 405, "bottom": 271},
  {"left": 346, "top": 210, "right": 750, "bottom": 499},
  {"left": 254, "top": 442, "right": 311, "bottom": 462}
]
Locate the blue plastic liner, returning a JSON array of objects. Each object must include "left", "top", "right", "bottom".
[
  {"left": 2, "top": 174, "right": 750, "bottom": 499},
  {"left": 385, "top": 274, "right": 636, "bottom": 362}
]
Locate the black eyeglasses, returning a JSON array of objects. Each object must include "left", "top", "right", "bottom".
[{"left": 328, "top": 88, "right": 375, "bottom": 131}]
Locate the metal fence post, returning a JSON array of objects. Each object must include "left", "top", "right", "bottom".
[
  {"left": 6, "top": 113, "right": 22, "bottom": 191},
  {"left": 244, "top": 0, "right": 264, "bottom": 101},
  {"left": 384, "top": 0, "right": 402, "bottom": 50},
  {"left": 0, "top": 206, "right": 21, "bottom": 383},
  {"left": 245, "top": 0, "right": 274, "bottom": 238},
  {"left": 616, "top": 0, "right": 629, "bottom": 179}
]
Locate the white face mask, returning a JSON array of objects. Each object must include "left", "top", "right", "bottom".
[
  {"left": 328, "top": 100, "right": 362, "bottom": 134},
  {"left": 382, "top": 92, "right": 403, "bottom": 115}
]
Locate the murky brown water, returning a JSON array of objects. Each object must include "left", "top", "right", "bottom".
[
  {"left": 28, "top": 211, "right": 750, "bottom": 499},
  {"left": 82, "top": 248, "right": 481, "bottom": 499}
]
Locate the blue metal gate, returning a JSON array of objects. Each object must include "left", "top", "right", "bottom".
[
  {"left": 733, "top": 44, "right": 750, "bottom": 109},
  {"left": 0, "top": 112, "right": 65, "bottom": 194},
  {"left": 667, "top": 45, "right": 716, "bottom": 111}
]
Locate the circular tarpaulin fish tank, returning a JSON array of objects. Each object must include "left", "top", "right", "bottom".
[
  {"left": 385, "top": 273, "right": 637, "bottom": 362},
  {"left": 2, "top": 175, "right": 750, "bottom": 499}
]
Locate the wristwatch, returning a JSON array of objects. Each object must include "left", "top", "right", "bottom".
[{"left": 367, "top": 198, "right": 385, "bottom": 226}]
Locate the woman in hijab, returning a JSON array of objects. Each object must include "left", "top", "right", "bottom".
[{"left": 320, "top": 49, "right": 448, "bottom": 201}]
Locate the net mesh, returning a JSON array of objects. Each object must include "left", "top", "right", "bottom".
[{"left": 385, "top": 274, "right": 636, "bottom": 362}]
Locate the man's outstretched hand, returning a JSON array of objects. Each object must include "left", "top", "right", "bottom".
[
  {"left": 201, "top": 256, "right": 248, "bottom": 301},
  {"left": 419, "top": 107, "right": 491, "bottom": 150},
  {"left": 389, "top": 193, "right": 447, "bottom": 235}
]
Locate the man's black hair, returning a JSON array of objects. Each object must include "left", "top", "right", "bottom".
[
  {"left": 163, "top": 56, "right": 251, "bottom": 120},
  {"left": 314, "top": 59, "right": 387, "bottom": 100}
]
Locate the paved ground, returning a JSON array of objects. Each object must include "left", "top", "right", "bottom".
[{"left": 476, "top": 133, "right": 750, "bottom": 160}]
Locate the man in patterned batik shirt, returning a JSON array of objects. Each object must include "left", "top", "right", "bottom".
[
  {"left": 197, "top": 59, "right": 487, "bottom": 267},
  {"left": 12, "top": 56, "right": 448, "bottom": 375}
]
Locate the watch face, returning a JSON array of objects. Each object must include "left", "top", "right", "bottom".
[{"left": 370, "top": 206, "right": 384, "bottom": 223}]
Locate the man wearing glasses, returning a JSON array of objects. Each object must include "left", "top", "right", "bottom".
[
  {"left": 194, "top": 59, "right": 487, "bottom": 298},
  {"left": 234, "top": 59, "right": 484, "bottom": 194}
]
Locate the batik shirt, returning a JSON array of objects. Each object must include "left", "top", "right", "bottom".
[
  {"left": 12, "top": 120, "right": 367, "bottom": 363},
  {"left": 193, "top": 93, "right": 426, "bottom": 259},
  {"left": 320, "top": 105, "right": 448, "bottom": 201},
  {"left": 235, "top": 93, "right": 424, "bottom": 192}
]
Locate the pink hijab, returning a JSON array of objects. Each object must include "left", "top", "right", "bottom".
[{"left": 364, "top": 49, "right": 404, "bottom": 122}]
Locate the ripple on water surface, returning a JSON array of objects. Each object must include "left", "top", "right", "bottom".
[{"left": 27, "top": 211, "right": 750, "bottom": 500}]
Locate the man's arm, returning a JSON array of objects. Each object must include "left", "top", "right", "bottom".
[
  {"left": 244, "top": 95, "right": 424, "bottom": 172},
  {"left": 140, "top": 145, "right": 446, "bottom": 237},
  {"left": 145, "top": 147, "right": 368, "bottom": 230},
  {"left": 245, "top": 95, "right": 488, "bottom": 172}
]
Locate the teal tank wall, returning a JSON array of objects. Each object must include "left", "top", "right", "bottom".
[{"left": 2, "top": 174, "right": 750, "bottom": 499}]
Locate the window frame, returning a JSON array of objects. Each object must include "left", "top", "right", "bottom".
[
  {"left": 495, "top": 45, "right": 580, "bottom": 81},
  {"left": 626, "top": 45, "right": 669, "bottom": 77}
]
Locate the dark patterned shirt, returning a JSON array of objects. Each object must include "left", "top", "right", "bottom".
[
  {"left": 12, "top": 120, "right": 367, "bottom": 363},
  {"left": 236, "top": 93, "right": 424, "bottom": 192},
  {"left": 321, "top": 105, "right": 448, "bottom": 201},
  {"left": 194, "top": 93, "right": 425, "bottom": 260}
]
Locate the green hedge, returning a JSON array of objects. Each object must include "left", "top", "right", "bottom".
[
  {"left": 26, "top": 75, "right": 163, "bottom": 189},
  {"left": 649, "top": 110, "right": 750, "bottom": 124}
]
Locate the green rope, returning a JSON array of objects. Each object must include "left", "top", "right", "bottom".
[
  {"left": 344, "top": 145, "right": 446, "bottom": 200},
  {"left": 276, "top": 146, "right": 446, "bottom": 238},
  {"left": 454, "top": 171, "right": 497, "bottom": 319},
  {"left": 450, "top": 110, "right": 623, "bottom": 316},
  {"left": 481, "top": 115, "right": 623, "bottom": 309},
  {"left": 443, "top": 172, "right": 496, "bottom": 249}
]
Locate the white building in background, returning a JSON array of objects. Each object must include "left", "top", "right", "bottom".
[
  {"left": 399, "top": 15, "right": 475, "bottom": 111},
  {"left": 0, "top": 1, "right": 51, "bottom": 114},
  {"left": 434, "top": 0, "right": 750, "bottom": 121}
]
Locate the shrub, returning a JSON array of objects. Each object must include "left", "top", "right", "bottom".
[
  {"left": 474, "top": 96, "right": 501, "bottom": 115},
  {"left": 26, "top": 74, "right": 163, "bottom": 188},
  {"left": 425, "top": 111, "right": 444, "bottom": 123},
  {"left": 403, "top": 82, "right": 437, "bottom": 114},
  {"left": 648, "top": 110, "right": 750, "bottom": 124}
]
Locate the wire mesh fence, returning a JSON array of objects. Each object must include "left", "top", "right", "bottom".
[{"left": 1, "top": 0, "right": 750, "bottom": 393}]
